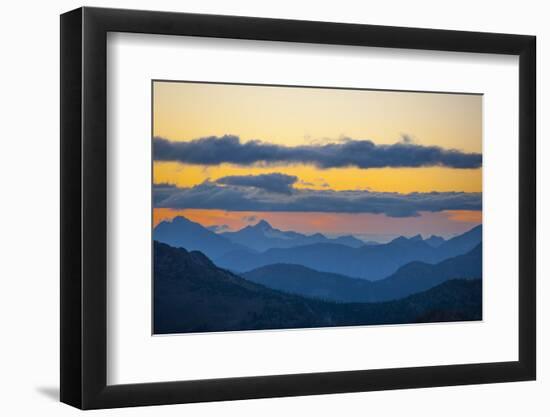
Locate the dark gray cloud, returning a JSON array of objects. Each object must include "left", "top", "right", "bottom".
[
  {"left": 152, "top": 183, "right": 179, "bottom": 205},
  {"left": 216, "top": 173, "right": 297, "bottom": 194},
  {"left": 153, "top": 135, "right": 482, "bottom": 169},
  {"left": 154, "top": 180, "right": 481, "bottom": 218}
]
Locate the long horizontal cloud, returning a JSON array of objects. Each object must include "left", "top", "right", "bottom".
[
  {"left": 152, "top": 183, "right": 179, "bottom": 205},
  {"left": 216, "top": 173, "right": 297, "bottom": 194},
  {"left": 154, "top": 135, "right": 482, "bottom": 169},
  {"left": 153, "top": 181, "right": 481, "bottom": 218}
]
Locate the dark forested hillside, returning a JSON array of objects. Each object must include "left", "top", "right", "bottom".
[{"left": 154, "top": 241, "right": 482, "bottom": 334}]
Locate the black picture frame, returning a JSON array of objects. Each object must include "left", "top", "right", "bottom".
[{"left": 60, "top": 6, "right": 536, "bottom": 410}]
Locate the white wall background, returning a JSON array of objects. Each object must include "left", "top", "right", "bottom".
[{"left": 0, "top": 0, "right": 545, "bottom": 415}]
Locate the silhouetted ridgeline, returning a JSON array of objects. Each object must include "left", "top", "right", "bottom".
[
  {"left": 153, "top": 215, "right": 482, "bottom": 281},
  {"left": 220, "top": 219, "right": 365, "bottom": 250},
  {"left": 154, "top": 241, "right": 482, "bottom": 334},
  {"left": 153, "top": 216, "right": 249, "bottom": 259},
  {"left": 219, "top": 225, "right": 482, "bottom": 280},
  {"left": 242, "top": 243, "right": 481, "bottom": 302}
]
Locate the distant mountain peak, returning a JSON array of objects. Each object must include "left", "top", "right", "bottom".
[
  {"left": 424, "top": 235, "right": 445, "bottom": 248},
  {"left": 254, "top": 219, "right": 273, "bottom": 230},
  {"left": 222, "top": 221, "right": 364, "bottom": 251},
  {"left": 171, "top": 215, "right": 191, "bottom": 224},
  {"left": 153, "top": 215, "right": 245, "bottom": 259},
  {"left": 410, "top": 234, "right": 423, "bottom": 242}
]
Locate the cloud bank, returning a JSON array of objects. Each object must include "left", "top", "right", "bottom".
[
  {"left": 154, "top": 177, "right": 481, "bottom": 218},
  {"left": 153, "top": 135, "right": 482, "bottom": 169},
  {"left": 152, "top": 183, "right": 179, "bottom": 205},
  {"left": 216, "top": 173, "right": 298, "bottom": 194}
]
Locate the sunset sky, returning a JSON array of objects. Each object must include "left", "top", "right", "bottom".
[{"left": 152, "top": 81, "right": 482, "bottom": 241}]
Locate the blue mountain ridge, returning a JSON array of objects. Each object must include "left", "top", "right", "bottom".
[
  {"left": 153, "top": 216, "right": 250, "bottom": 259},
  {"left": 153, "top": 241, "right": 482, "bottom": 334},
  {"left": 242, "top": 243, "right": 481, "bottom": 303},
  {"left": 218, "top": 225, "right": 481, "bottom": 280},
  {"left": 220, "top": 219, "right": 366, "bottom": 250},
  {"left": 153, "top": 215, "right": 480, "bottom": 281}
]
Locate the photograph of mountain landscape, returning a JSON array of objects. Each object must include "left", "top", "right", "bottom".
[{"left": 152, "top": 80, "right": 482, "bottom": 335}]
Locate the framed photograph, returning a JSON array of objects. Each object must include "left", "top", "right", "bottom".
[{"left": 60, "top": 7, "right": 536, "bottom": 409}]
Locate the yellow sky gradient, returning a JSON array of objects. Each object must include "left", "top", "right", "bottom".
[
  {"left": 153, "top": 162, "right": 482, "bottom": 193},
  {"left": 154, "top": 82, "right": 481, "bottom": 152},
  {"left": 153, "top": 81, "right": 482, "bottom": 194}
]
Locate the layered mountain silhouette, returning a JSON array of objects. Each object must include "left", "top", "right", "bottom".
[
  {"left": 424, "top": 235, "right": 445, "bottom": 248},
  {"left": 220, "top": 219, "right": 366, "bottom": 251},
  {"left": 153, "top": 216, "right": 249, "bottom": 259},
  {"left": 242, "top": 243, "right": 481, "bottom": 302},
  {"left": 154, "top": 215, "right": 481, "bottom": 281},
  {"left": 153, "top": 216, "right": 374, "bottom": 259},
  {"left": 219, "top": 225, "right": 482, "bottom": 280},
  {"left": 154, "top": 241, "right": 482, "bottom": 334}
]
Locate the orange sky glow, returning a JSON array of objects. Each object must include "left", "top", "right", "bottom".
[{"left": 153, "top": 208, "right": 481, "bottom": 241}]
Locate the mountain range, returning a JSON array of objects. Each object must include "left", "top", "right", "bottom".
[
  {"left": 220, "top": 219, "right": 367, "bottom": 251},
  {"left": 424, "top": 235, "right": 446, "bottom": 247},
  {"left": 154, "top": 241, "right": 482, "bottom": 334},
  {"left": 242, "top": 243, "right": 481, "bottom": 302},
  {"left": 153, "top": 216, "right": 249, "bottom": 259},
  {"left": 153, "top": 216, "right": 467, "bottom": 280},
  {"left": 218, "top": 225, "right": 482, "bottom": 280},
  {"left": 154, "top": 215, "right": 481, "bottom": 280}
]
